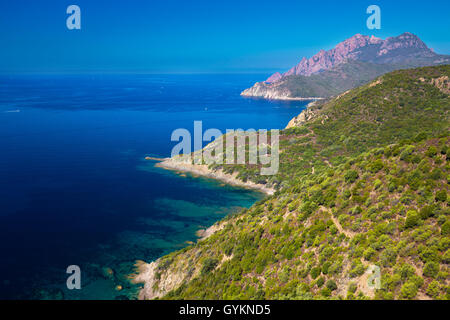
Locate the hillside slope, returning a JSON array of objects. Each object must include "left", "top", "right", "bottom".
[
  {"left": 241, "top": 60, "right": 397, "bottom": 99},
  {"left": 133, "top": 65, "right": 450, "bottom": 300}
]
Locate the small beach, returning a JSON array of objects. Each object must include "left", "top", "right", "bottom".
[{"left": 155, "top": 157, "right": 275, "bottom": 195}]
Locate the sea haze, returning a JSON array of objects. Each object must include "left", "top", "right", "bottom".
[{"left": 0, "top": 74, "right": 309, "bottom": 299}]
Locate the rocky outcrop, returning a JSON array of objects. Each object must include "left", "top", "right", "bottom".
[
  {"left": 377, "top": 32, "right": 431, "bottom": 59},
  {"left": 419, "top": 75, "right": 450, "bottom": 95},
  {"left": 285, "top": 101, "right": 321, "bottom": 129},
  {"left": 266, "top": 72, "right": 283, "bottom": 84},
  {"left": 132, "top": 257, "right": 200, "bottom": 300},
  {"left": 241, "top": 81, "right": 292, "bottom": 99},
  {"left": 241, "top": 81, "right": 322, "bottom": 100},
  {"left": 131, "top": 221, "right": 229, "bottom": 300}
]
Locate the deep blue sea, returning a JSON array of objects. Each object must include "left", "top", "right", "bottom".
[{"left": 0, "top": 74, "right": 308, "bottom": 299}]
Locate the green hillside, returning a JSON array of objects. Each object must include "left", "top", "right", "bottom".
[
  {"left": 136, "top": 65, "right": 449, "bottom": 300},
  {"left": 273, "top": 60, "right": 397, "bottom": 98},
  {"left": 218, "top": 65, "right": 449, "bottom": 189}
]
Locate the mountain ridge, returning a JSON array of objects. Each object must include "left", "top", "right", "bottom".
[{"left": 242, "top": 33, "right": 450, "bottom": 99}]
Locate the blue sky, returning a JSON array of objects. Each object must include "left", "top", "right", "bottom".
[{"left": 0, "top": 0, "right": 449, "bottom": 73}]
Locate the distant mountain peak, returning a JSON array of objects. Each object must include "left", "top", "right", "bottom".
[{"left": 265, "top": 32, "right": 437, "bottom": 83}]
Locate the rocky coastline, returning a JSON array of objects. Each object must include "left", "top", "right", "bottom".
[
  {"left": 240, "top": 81, "right": 322, "bottom": 101},
  {"left": 155, "top": 157, "right": 275, "bottom": 195},
  {"left": 131, "top": 155, "right": 277, "bottom": 299}
]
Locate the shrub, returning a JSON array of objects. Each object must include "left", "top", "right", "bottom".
[
  {"left": 316, "top": 276, "right": 325, "bottom": 288},
  {"left": 348, "top": 282, "right": 357, "bottom": 294},
  {"left": 435, "top": 190, "right": 447, "bottom": 202},
  {"left": 363, "top": 247, "right": 376, "bottom": 261},
  {"left": 413, "top": 132, "right": 428, "bottom": 142},
  {"left": 442, "top": 249, "right": 450, "bottom": 264},
  {"left": 423, "top": 262, "right": 439, "bottom": 278},
  {"left": 223, "top": 243, "right": 234, "bottom": 256},
  {"left": 420, "top": 247, "right": 439, "bottom": 263},
  {"left": 349, "top": 263, "right": 366, "bottom": 278},
  {"left": 326, "top": 279, "right": 337, "bottom": 291},
  {"left": 441, "top": 221, "right": 450, "bottom": 236},
  {"left": 345, "top": 170, "right": 359, "bottom": 184},
  {"left": 405, "top": 210, "right": 420, "bottom": 228},
  {"left": 381, "top": 248, "right": 397, "bottom": 267},
  {"left": 430, "top": 168, "right": 443, "bottom": 180},
  {"left": 369, "top": 159, "right": 384, "bottom": 173},
  {"left": 399, "top": 145, "right": 415, "bottom": 161},
  {"left": 419, "top": 205, "right": 435, "bottom": 219},
  {"left": 400, "top": 281, "right": 418, "bottom": 299},
  {"left": 439, "top": 238, "right": 450, "bottom": 251},
  {"left": 426, "top": 280, "right": 441, "bottom": 298},
  {"left": 425, "top": 146, "right": 438, "bottom": 158},
  {"left": 351, "top": 206, "right": 363, "bottom": 215},
  {"left": 310, "top": 267, "right": 321, "bottom": 279},
  {"left": 201, "top": 258, "right": 219, "bottom": 275},
  {"left": 321, "top": 287, "right": 332, "bottom": 297},
  {"left": 396, "top": 263, "right": 415, "bottom": 281},
  {"left": 388, "top": 182, "right": 397, "bottom": 192},
  {"left": 373, "top": 179, "right": 382, "bottom": 190}
]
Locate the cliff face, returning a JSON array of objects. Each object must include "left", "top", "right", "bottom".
[
  {"left": 243, "top": 33, "right": 450, "bottom": 99},
  {"left": 285, "top": 101, "right": 321, "bottom": 128},
  {"left": 241, "top": 80, "right": 321, "bottom": 100},
  {"left": 241, "top": 81, "right": 292, "bottom": 99}
]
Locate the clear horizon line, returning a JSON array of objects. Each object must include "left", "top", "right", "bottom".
[{"left": 0, "top": 70, "right": 278, "bottom": 76}]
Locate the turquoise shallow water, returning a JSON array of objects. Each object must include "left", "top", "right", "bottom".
[{"left": 0, "top": 74, "right": 308, "bottom": 299}]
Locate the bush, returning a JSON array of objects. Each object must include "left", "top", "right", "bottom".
[
  {"left": 400, "top": 281, "right": 418, "bottom": 299},
  {"left": 396, "top": 263, "right": 415, "bottom": 281},
  {"left": 430, "top": 168, "right": 443, "bottom": 180},
  {"left": 425, "top": 146, "right": 438, "bottom": 158},
  {"left": 423, "top": 262, "right": 439, "bottom": 278},
  {"left": 426, "top": 280, "right": 441, "bottom": 298},
  {"left": 363, "top": 247, "right": 376, "bottom": 261},
  {"left": 442, "top": 249, "right": 450, "bottom": 264},
  {"left": 373, "top": 179, "right": 383, "bottom": 190},
  {"left": 441, "top": 221, "right": 450, "bottom": 236},
  {"left": 381, "top": 248, "right": 397, "bottom": 267},
  {"left": 413, "top": 132, "right": 428, "bottom": 142},
  {"left": 326, "top": 279, "right": 337, "bottom": 291},
  {"left": 349, "top": 263, "right": 366, "bottom": 278},
  {"left": 435, "top": 190, "right": 447, "bottom": 202},
  {"left": 419, "top": 205, "right": 435, "bottom": 219},
  {"left": 419, "top": 246, "right": 439, "bottom": 263},
  {"left": 388, "top": 182, "right": 397, "bottom": 192},
  {"left": 369, "top": 159, "right": 384, "bottom": 173},
  {"left": 316, "top": 276, "right": 325, "bottom": 288},
  {"left": 348, "top": 282, "right": 357, "bottom": 294},
  {"left": 345, "top": 170, "right": 359, "bottom": 184},
  {"left": 405, "top": 210, "right": 420, "bottom": 228},
  {"left": 399, "top": 145, "right": 415, "bottom": 161},
  {"left": 321, "top": 287, "right": 332, "bottom": 297},
  {"left": 351, "top": 206, "right": 363, "bottom": 215},
  {"left": 201, "top": 258, "right": 219, "bottom": 275},
  {"left": 310, "top": 267, "right": 321, "bottom": 279},
  {"left": 420, "top": 247, "right": 439, "bottom": 263}
]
